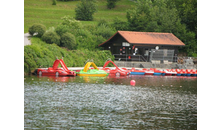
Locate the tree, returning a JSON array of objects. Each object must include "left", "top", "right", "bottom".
[
  {"left": 75, "top": 0, "right": 97, "bottom": 21},
  {"left": 166, "top": 0, "right": 197, "bottom": 56},
  {"left": 107, "top": 0, "right": 120, "bottom": 9},
  {"left": 167, "top": 0, "right": 197, "bottom": 32}
]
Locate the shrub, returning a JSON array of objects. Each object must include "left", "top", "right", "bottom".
[
  {"left": 28, "top": 23, "right": 46, "bottom": 37},
  {"left": 75, "top": 0, "right": 97, "bottom": 21},
  {"left": 60, "top": 32, "right": 76, "bottom": 50},
  {"left": 97, "top": 19, "right": 109, "bottom": 27},
  {"left": 24, "top": 46, "right": 38, "bottom": 74},
  {"left": 52, "top": 0, "right": 57, "bottom": 5},
  {"left": 41, "top": 31, "right": 60, "bottom": 45},
  {"left": 55, "top": 24, "right": 70, "bottom": 36},
  {"left": 61, "top": 15, "right": 82, "bottom": 29},
  {"left": 107, "top": 0, "right": 120, "bottom": 9}
]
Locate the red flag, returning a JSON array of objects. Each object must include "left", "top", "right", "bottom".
[{"left": 132, "top": 46, "right": 135, "bottom": 50}]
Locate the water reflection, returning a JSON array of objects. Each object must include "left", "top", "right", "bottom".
[
  {"left": 37, "top": 76, "right": 75, "bottom": 82},
  {"left": 24, "top": 75, "right": 197, "bottom": 129}
]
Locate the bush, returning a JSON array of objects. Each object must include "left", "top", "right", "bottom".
[
  {"left": 107, "top": 0, "right": 120, "bottom": 9},
  {"left": 61, "top": 15, "right": 82, "bottom": 29},
  {"left": 24, "top": 46, "right": 38, "bottom": 74},
  {"left": 41, "top": 31, "right": 60, "bottom": 45},
  {"left": 52, "top": 0, "right": 57, "bottom": 5},
  {"left": 28, "top": 23, "right": 46, "bottom": 37},
  {"left": 97, "top": 19, "right": 109, "bottom": 27},
  {"left": 60, "top": 32, "right": 76, "bottom": 50},
  {"left": 55, "top": 24, "right": 70, "bottom": 36},
  {"left": 75, "top": 0, "right": 97, "bottom": 21}
]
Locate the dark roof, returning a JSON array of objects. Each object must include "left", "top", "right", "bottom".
[{"left": 99, "top": 31, "right": 185, "bottom": 47}]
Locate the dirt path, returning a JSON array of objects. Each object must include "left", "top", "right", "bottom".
[{"left": 24, "top": 33, "right": 31, "bottom": 46}]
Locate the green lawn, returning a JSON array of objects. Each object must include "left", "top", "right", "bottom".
[{"left": 24, "top": 0, "right": 135, "bottom": 33}]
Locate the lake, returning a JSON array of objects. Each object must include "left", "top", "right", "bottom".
[{"left": 24, "top": 75, "right": 197, "bottom": 129}]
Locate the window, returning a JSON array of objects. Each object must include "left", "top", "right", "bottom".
[
  {"left": 144, "top": 50, "right": 149, "bottom": 56},
  {"left": 122, "top": 42, "right": 130, "bottom": 46},
  {"left": 164, "top": 49, "right": 167, "bottom": 56}
]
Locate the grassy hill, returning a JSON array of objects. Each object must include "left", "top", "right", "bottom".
[{"left": 24, "top": 0, "right": 135, "bottom": 33}]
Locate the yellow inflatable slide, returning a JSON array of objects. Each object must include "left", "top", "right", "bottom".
[{"left": 77, "top": 62, "right": 108, "bottom": 77}]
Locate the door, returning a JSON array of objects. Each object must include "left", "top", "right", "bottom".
[{"left": 144, "top": 48, "right": 149, "bottom": 61}]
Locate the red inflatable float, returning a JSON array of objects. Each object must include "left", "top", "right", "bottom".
[
  {"left": 101, "top": 60, "right": 130, "bottom": 76},
  {"left": 36, "top": 59, "right": 76, "bottom": 76}
]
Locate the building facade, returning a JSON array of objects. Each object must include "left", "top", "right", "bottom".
[{"left": 99, "top": 31, "right": 185, "bottom": 63}]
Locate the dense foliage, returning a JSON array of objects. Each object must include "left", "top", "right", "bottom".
[
  {"left": 124, "top": 0, "right": 197, "bottom": 56},
  {"left": 75, "top": 0, "right": 97, "bottom": 21},
  {"left": 30, "top": 15, "right": 116, "bottom": 51},
  {"left": 24, "top": 37, "right": 114, "bottom": 75}
]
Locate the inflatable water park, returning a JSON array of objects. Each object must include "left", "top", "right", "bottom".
[{"left": 34, "top": 59, "right": 197, "bottom": 77}]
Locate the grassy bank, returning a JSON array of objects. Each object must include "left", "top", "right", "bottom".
[
  {"left": 24, "top": 0, "right": 135, "bottom": 33},
  {"left": 24, "top": 37, "right": 114, "bottom": 75}
]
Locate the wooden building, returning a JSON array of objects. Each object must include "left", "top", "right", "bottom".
[{"left": 99, "top": 31, "right": 185, "bottom": 63}]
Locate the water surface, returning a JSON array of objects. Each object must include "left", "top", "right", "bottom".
[{"left": 24, "top": 75, "right": 197, "bottom": 129}]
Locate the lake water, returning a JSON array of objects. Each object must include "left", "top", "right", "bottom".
[{"left": 24, "top": 75, "right": 197, "bottom": 129}]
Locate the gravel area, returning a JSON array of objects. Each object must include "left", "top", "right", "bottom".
[{"left": 24, "top": 33, "right": 31, "bottom": 46}]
